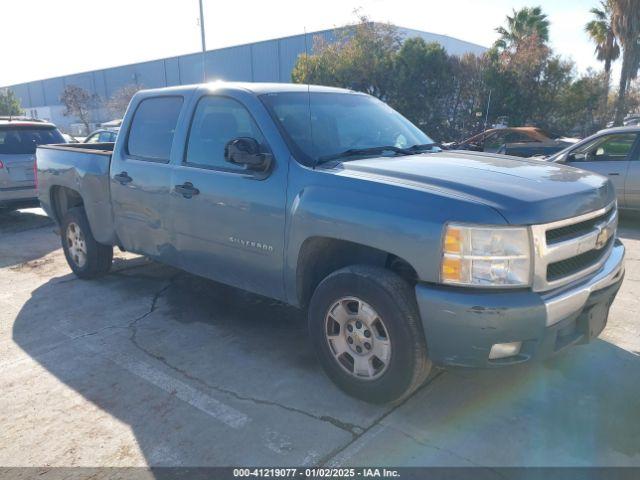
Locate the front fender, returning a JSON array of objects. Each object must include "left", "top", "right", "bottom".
[{"left": 283, "top": 167, "right": 507, "bottom": 305}]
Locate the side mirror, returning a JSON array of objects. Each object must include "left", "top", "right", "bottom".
[
  {"left": 224, "top": 137, "right": 272, "bottom": 172},
  {"left": 566, "top": 152, "right": 585, "bottom": 163}
]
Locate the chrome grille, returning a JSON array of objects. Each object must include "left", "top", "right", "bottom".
[
  {"left": 531, "top": 202, "right": 618, "bottom": 292},
  {"left": 547, "top": 237, "right": 614, "bottom": 282},
  {"left": 546, "top": 209, "right": 613, "bottom": 244}
]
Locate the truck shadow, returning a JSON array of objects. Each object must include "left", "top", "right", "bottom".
[
  {"left": 0, "top": 208, "right": 53, "bottom": 234},
  {"left": 9, "top": 256, "right": 640, "bottom": 467}
]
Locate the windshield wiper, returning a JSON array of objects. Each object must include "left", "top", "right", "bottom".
[
  {"left": 405, "top": 142, "right": 440, "bottom": 152},
  {"left": 316, "top": 143, "right": 440, "bottom": 165},
  {"left": 317, "top": 145, "right": 412, "bottom": 164}
]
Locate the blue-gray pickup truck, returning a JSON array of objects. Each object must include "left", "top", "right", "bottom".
[{"left": 36, "top": 83, "right": 625, "bottom": 403}]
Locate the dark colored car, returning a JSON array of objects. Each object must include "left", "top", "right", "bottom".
[{"left": 445, "top": 127, "right": 577, "bottom": 158}]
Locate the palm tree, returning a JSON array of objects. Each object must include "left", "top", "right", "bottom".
[
  {"left": 494, "top": 6, "right": 550, "bottom": 51},
  {"left": 585, "top": 0, "right": 620, "bottom": 98},
  {"left": 610, "top": 0, "right": 640, "bottom": 125}
]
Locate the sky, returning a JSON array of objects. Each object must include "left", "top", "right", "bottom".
[{"left": 1, "top": 0, "right": 617, "bottom": 87}]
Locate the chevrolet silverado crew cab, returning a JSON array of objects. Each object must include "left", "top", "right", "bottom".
[{"left": 36, "top": 83, "right": 625, "bottom": 403}]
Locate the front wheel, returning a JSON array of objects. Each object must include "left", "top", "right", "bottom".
[
  {"left": 308, "top": 265, "right": 431, "bottom": 404},
  {"left": 61, "top": 207, "right": 113, "bottom": 279}
]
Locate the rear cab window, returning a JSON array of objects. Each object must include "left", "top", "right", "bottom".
[
  {"left": 126, "top": 96, "right": 183, "bottom": 162},
  {"left": 0, "top": 125, "right": 64, "bottom": 154}
]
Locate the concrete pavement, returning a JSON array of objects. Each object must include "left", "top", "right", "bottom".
[{"left": 0, "top": 208, "right": 639, "bottom": 467}]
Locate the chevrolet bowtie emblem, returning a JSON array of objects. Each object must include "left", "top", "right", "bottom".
[{"left": 595, "top": 224, "right": 610, "bottom": 250}]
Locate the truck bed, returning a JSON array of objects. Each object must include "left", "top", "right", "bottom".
[{"left": 37, "top": 142, "right": 117, "bottom": 245}]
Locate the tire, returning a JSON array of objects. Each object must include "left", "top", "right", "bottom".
[
  {"left": 308, "top": 265, "right": 432, "bottom": 404},
  {"left": 60, "top": 207, "right": 113, "bottom": 279}
]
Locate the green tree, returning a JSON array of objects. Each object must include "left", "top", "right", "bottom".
[
  {"left": 60, "top": 85, "right": 97, "bottom": 135},
  {"left": 494, "top": 6, "right": 550, "bottom": 51},
  {"left": 0, "top": 89, "right": 23, "bottom": 116},
  {"left": 292, "top": 18, "right": 400, "bottom": 100},
  {"left": 611, "top": 0, "right": 640, "bottom": 124},
  {"left": 486, "top": 33, "right": 555, "bottom": 127},
  {"left": 554, "top": 70, "right": 608, "bottom": 136},
  {"left": 585, "top": 0, "right": 620, "bottom": 97},
  {"left": 291, "top": 12, "right": 604, "bottom": 141},
  {"left": 390, "top": 38, "right": 453, "bottom": 138}
]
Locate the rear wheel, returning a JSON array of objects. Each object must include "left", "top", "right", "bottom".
[
  {"left": 61, "top": 207, "right": 113, "bottom": 278},
  {"left": 309, "top": 265, "right": 431, "bottom": 404}
]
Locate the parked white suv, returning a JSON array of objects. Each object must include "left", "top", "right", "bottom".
[{"left": 0, "top": 118, "right": 65, "bottom": 212}]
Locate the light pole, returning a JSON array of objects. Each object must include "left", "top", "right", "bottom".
[{"left": 199, "top": 0, "right": 206, "bottom": 81}]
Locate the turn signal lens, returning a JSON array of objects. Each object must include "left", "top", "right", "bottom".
[
  {"left": 444, "top": 227, "right": 462, "bottom": 254},
  {"left": 441, "top": 256, "right": 462, "bottom": 282}
]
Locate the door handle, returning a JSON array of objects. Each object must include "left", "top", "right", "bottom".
[
  {"left": 175, "top": 182, "right": 200, "bottom": 198},
  {"left": 114, "top": 171, "right": 133, "bottom": 184},
  {"left": 608, "top": 173, "right": 620, "bottom": 176}
]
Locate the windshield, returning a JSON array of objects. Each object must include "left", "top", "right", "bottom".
[
  {"left": 0, "top": 126, "right": 65, "bottom": 154},
  {"left": 260, "top": 92, "right": 434, "bottom": 164}
]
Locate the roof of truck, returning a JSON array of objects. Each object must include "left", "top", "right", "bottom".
[{"left": 139, "top": 82, "right": 356, "bottom": 96}]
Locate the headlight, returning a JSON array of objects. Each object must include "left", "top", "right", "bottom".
[{"left": 441, "top": 224, "right": 532, "bottom": 287}]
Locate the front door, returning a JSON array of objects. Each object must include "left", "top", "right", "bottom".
[
  {"left": 170, "top": 95, "right": 287, "bottom": 300},
  {"left": 624, "top": 139, "right": 640, "bottom": 210},
  {"left": 565, "top": 132, "right": 637, "bottom": 209},
  {"left": 110, "top": 95, "right": 184, "bottom": 261}
]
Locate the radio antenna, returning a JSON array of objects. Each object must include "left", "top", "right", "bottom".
[
  {"left": 198, "top": 0, "right": 207, "bottom": 82},
  {"left": 303, "top": 27, "right": 316, "bottom": 168}
]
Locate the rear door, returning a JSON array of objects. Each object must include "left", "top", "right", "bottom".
[
  {"left": 110, "top": 95, "right": 184, "bottom": 261},
  {"left": 565, "top": 132, "right": 637, "bottom": 208},
  {"left": 0, "top": 125, "right": 63, "bottom": 189}
]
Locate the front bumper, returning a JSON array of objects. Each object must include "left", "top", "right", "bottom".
[{"left": 415, "top": 240, "right": 625, "bottom": 367}]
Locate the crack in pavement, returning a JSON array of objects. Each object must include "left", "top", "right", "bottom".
[
  {"left": 392, "top": 427, "right": 506, "bottom": 476},
  {"left": 58, "top": 267, "right": 447, "bottom": 466},
  {"left": 317, "top": 369, "right": 446, "bottom": 467},
  {"left": 125, "top": 277, "right": 367, "bottom": 439}
]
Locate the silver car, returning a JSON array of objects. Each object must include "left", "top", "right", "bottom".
[
  {"left": 0, "top": 119, "right": 65, "bottom": 212},
  {"left": 549, "top": 126, "right": 640, "bottom": 211}
]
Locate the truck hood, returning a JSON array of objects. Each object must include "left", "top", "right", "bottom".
[{"left": 333, "top": 150, "right": 615, "bottom": 224}]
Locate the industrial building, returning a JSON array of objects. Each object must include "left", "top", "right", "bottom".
[{"left": 2, "top": 26, "right": 486, "bottom": 134}]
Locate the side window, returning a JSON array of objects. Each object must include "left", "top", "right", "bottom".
[
  {"left": 85, "top": 133, "right": 99, "bottom": 144},
  {"left": 185, "top": 96, "right": 267, "bottom": 170},
  {"left": 505, "top": 132, "right": 532, "bottom": 143},
  {"left": 127, "top": 96, "right": 183, "bottom": 161},
  {"left": 484, "top": 132, "right": 508, "bottom": 150},
  {"left": 98, "top": 131, "right": 115, "bottom": 142},
  {"left": 571, "top": 133, "right": 637, "bottom": 162}
]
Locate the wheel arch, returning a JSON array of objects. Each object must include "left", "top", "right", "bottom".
[
  {"left": 50, "top": 186, "right": 84, "bottom": 225},
  {"left": 294, "top": 236, "right": 418, "bottom": 308}
]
